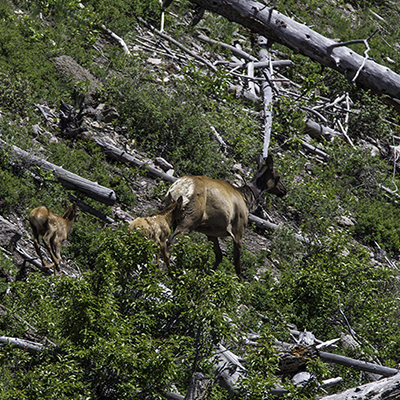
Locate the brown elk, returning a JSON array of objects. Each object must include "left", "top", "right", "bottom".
[
  {"left": 165, "top": 155, "right": 286, "bottom": 278},
  {"left": 29, "top": 201, "right": 79, "bottom": 275},
  {"left": 128, "top": 196, "right": 183, "bottom": 269}
]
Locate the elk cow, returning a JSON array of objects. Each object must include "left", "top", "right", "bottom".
[
  {"left": 29, "top": 202, "right": 79, "bottom": 275},
  {"left": 165, "top": 155, "right": 286, "bottom": 277},
  {"left": 128, "top": 196, "right": 183, "bottom": 269}
]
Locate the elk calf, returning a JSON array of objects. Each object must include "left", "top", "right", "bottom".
[
  {"left": 128, "top": 196, "right": 183, "bottom": 269},
  {"left": 29, "top": 202, "right": 79, "bottom": 275},
  {"left": 165, "top": 155, "right": 286, "bottom": 278}
]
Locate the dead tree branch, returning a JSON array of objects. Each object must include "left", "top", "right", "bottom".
[
  {"left": 138, "top": 17, "right": 217, "bottom": 72},
  {"left": 188, "top": 0, "right": 400, "bottom": 100}
]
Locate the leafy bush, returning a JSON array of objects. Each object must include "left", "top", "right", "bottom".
[
  {"left": 353, "top": 199, "right": 400, "bottom": 254},
  {"left": 1, "top": 229, "right": 242, "bottom": 398},
  {"left": 275, "top": 232, "right": 400, "bottom": 361},
  {"left": 349, "top": 92, "right": 392, "bottom": 140}
]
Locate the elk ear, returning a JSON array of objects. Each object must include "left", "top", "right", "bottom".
[
  {"left": 177, "top": 196, "right": 183, "bottom": 209},
  {"left": 266, "top": 154, "right": 273, "bottom": 169}
]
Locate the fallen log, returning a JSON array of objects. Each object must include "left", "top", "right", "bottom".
[
  {"left": 90, "top": 137, "right": 177, "bottom": 183},
  {"left": 319, "top": 351, "right": 399, "bottom": 377},
  {"left": 319, "top": 372, "right": 400, "bottom": 400},
  {"left": 304, "top": 119, "right": 340, "bottom": 141},
  {"left": 0, "top": 336, "right": 53, "bottom": 353},
  {"left": 188, "top": 0, "right": 400, "bottom": 101},
  {"left": 258, "top": 36, "right": 273, "bottom": 158},
  {"left": 67, "top": 194, "right": 115, "bottom": 224},
  {"left": 1, "top": 140, "right": 116, "bottom": 206},
  {"left": 248, "top": 214, "right": 310, "bottom": 243}
]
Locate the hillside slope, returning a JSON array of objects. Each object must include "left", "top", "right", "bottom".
[{"left": 1, "top": 0, "right": 400, "bottom": 398}]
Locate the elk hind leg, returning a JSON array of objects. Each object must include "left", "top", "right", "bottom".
[
  {"left": 31, "top": 231, "right": 49, "bottom": 269},
  {"left": 42, "top": 229, "right": 60, "bottom": 275},
  {"left": 233, "top": 238, "right": 243, "bottom": 278}
]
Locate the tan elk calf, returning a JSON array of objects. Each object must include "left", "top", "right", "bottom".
[
  {"left": 29, "top": 202, "right": 79, "bottom": 275},
  {"left": 128, "top": 196, "right": 183, "bottom": 269},
  {"left": 165, "top": 155, "right": 286, "bottom": 278}
]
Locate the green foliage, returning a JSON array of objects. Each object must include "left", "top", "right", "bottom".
[
  {"left": 278, "top": 155, "right": 340, "bottom": 235},
  {"left": 273, "top": 96, "right": 305, "bottom": 139},
  {"left": 1, "top": 230, "right": 242, "bottom": 398},
  {"left": 353, "top": 199, "right": 400, "bottom": 254},
  {"left": 47, "top": 141, "right": 111, "bottom": 188},
  {"left": 349, "top": 92, "right": 392, "bottom": 140},
  {"left": 0, "top": 72, "right": 34, "bottom": 117},
  {"left": 275, "top": 232, "right": 400, "bottom": 354},
  {"left": 238, "top": 330, "right": 280, "bottom": 400}
]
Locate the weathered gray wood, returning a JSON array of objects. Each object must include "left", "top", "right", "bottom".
[
  {"left": 226, "top": 60, "right": 294, "bottom": 69},
  {"left": 275, "top": 341, "right": 317, "bottom": 375},
  {"left": 1, "top": 140, "right": 116, "bottom": 205},
  {"left": 16, "top": 245, "right": 48, "bottom": 271},
  {"left": 197, "top": 33, "right": 258, "bottom": 62},
  {"left": 304, "top": 119, "right": 340, "bottom": 140},
  {"left": 248, "top": 214, "right": 310, "bottom": 243},
  {"left": 300, "top": 141, "right": 329, "bottom": 160},
  {"left": 319, "top": 351, "right": 399, "bottom": 377},
  {"left": 165, "top": 393, "right": 184, "bottom": 400},
  {"left": 90, "top": 137, "right": 177, "bottom": 183},
  {"left": 319, "top": 372, "right": 400, "bottom": 400},
  {"left": 189, "top": 0, "right": 400, "bottom": 100},
  {"left": 138, "top": 17, "right": 217, "bottom": 72},
  {"left": 212, "top": 344, "right": 245, "bottom": 398},
  {"left": 67, "top": 194, "right": 115, "bottom": 224},
  {"left": 0, "top": 336, "right": 45, "bottom": 352},
  {"left": 100, "top": 24, "right": 130, "bottom": 55},
  {"left": 259, "top": 37, "right": 273, "bottom": 158}
]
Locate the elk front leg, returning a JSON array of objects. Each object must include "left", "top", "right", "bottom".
[{"left": 207, "top": 236, "right": 223, "bottom": 269}]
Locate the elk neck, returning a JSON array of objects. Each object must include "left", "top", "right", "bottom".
[{"left": 239, "top": 182, "right": 260, "bottom": 212}]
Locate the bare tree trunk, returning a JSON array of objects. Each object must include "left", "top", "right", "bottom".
[{"left": 188, "top": 0, "right": 400, "bottom": 100}]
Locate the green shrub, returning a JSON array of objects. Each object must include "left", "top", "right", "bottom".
[
  {"left": 353, "top": 199, "right": 400, "bottom": 254},
  {"left": 275, "top": 232, "right": 400, "bottom": 361},
  {"left": 1, "top": 228, "right": 242, "bottom": 398}
]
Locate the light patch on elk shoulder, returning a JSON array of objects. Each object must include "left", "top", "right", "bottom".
[{"left": 167, "top": 176, "right": 195, "bottom": 206}]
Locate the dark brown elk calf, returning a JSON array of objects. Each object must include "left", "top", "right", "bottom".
[
  {"left": 165, "top": 155, "right": 286, "bottom": 277},
  {"left": 29, "top": 202, "right": 79, "bottom": 275},
  {"left": 128, "top": 196, "right": 183, "bottom": 269}
]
